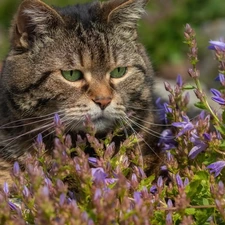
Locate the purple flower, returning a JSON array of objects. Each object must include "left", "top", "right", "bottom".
[
  {"left": 54, "top": 113, "right": 62, "bottom": 126},
  {"left": 176, "top": 74, "right": 183, "bottom": 87},
  {"left": 8, "top": 201, "right": 20, "bottom": 213},
  {"left": 158, "top": 129, "right": 176, "bottom": 150},
  {"left": 184, "top": 178, "right": 189, "bottom": 187},
  {"left": 211, "top": 88, "right": 225, "bottom": 105},
  {"left": 133, "top": 191, "right": 142, "bottom": 205},
  {"left": 41, "top": 186, "right": 49, "bottom": 197},
  {"left": 166, "top": 199, "right": 173, "bottom": 224},
  {"left": 91, "top": 168, "right": 107, "bottom": 182},
  {"left": 189, "top": 132, "right": 208, "bottom": 159},
  {"left": 189, "top": 140, "right": 207, "bottom": 159},
  {"left": 150, "top": 185, "right": 157, "bottom": 194},
  {"left": 23, "top": 186, "right": 30, "bottom": 198},
  {"left": 215, "top": 73, "right": 225, "bottom": 85},
  {"left": 3, "top": 182, "right": 9, "bottom": 195},
  {"left": 218, "top": 181, "right": 225, "bottom": 195},
  {"left": 203, "top": 133, "right": 211, "bottom": 141},
  {"left": 157, "top": 176, "right": 163, "bottom": 187},
  {"left": 175, "top": 174, "right": 183, "bottom": 188},
  {"left": 208, "top": 40, "right": 225, "bottom": 50},
  {"left": 155, "top": 98, "right": 167, "bottom": 122},
  {"left": 104, "top": 178, "right": 118, "bottom": 185},
  {"left": 13, "top": 161, "right": 20, "bottom": 176},
  {"left": 207, "top": 161, "right": 225, "bottom": 177},
  {"left": 37, "top": 133, "right": 43, "bottom": 145},
  {"left": 94, "top": 188, "right": 102, "bottom": 200},
  {"left": 88, "top": 157, "right": 98, "bottom": 166},
  {"left": 172, "top": 115, "right": 194, "bottom": 137},
  {"left": 59, "top": 193, "right": 66, "bottom": 206}
]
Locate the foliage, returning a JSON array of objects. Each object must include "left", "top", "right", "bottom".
[{"left": 0, "top": 24, "right": 225, "bottom": 224}]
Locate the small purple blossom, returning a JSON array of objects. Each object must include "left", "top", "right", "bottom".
[
  {"left": 158, "top": 129, "right": 176, "bottom": 150},
  {"left": 91, "top": 168, "right": 107, "bottom": 182},
  {"left": 59, "top": 193, "right": 66, "bottom": 206},
  {"left": 54, "top": 113, "right": 62, "bottom": 126},
  {"left": 215, "top": 73, "right": 225, "bottom": 85},
  {"left": 41, "top": 186, "right": 50, "bottom": 197},
  {"left": 172, "top": 115, "right": 194, "bottom": 137},
  {"left": 175, "top": 174, "right": 183, "bottom": 188},
  {"left": 188, "top": 140, "right": 208, "bottom": 159},
  {"left": 3, "top": 182, "right": 9, "bottom": 195},
  {"left": 37, "top": 133, "right": 43, "bottom": 145},
  {"left": 23, "top": 186, "right": 30, "bottom": 198},
  {"left": 94, "top": 188, "right": 102, "bottom": 200},
  {"left": 166, "top": 199, "right": 173, "bottom": 224},
  {"left": 211, "top": 88, "right": 225, "bottom": 105},
  {"left": 8, "top": 201, "right": 20, "bottom": 212},
  {"left": 13, "top": 161, "right": 20, "bottom": 176},
  {"left": 176, "top": 74, "right": 183, "bottom": 87},
  {"left": 203, "top": 133, "right": 211, "bottom": 141},
  {"left": 88, "top": 157, "right": 98, "bottom": 166},
  {"left": 208, "top": 40, "right": 225, "bottom": 50},
  {"left": 150, "top": 185, "right": 157, "bottom": 194},
  {"left": 157, "top": 176, "right": 163, "bottom": 188},
  {"left": 207, "top": 161, "right": 225, "bottom": 177},
  {"left": 133, "top": 191, "right": 142, "bottom": 205}
]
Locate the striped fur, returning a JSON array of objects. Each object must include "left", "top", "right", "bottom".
[{"left": 0, "top": 0, "right": 163, "bottom": 185}]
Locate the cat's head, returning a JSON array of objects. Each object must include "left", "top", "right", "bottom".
[{"left": 2, "top": 0, "right": 154, "bottom": 134}]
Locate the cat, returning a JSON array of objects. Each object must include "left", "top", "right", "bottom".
[{"left": 0, "top": 0, "right": 163, "bottom": 185}]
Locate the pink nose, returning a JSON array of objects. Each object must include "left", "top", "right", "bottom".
[{"left": 92, "top": 96, "right": 112, "bottom": 110}]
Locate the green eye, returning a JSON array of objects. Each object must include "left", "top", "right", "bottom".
[
  {"left": 61, "top": 70, "right": 83, "bottom": 82},
  {"left": 110, "top": 67, "right": 127, "bottom": 78}
]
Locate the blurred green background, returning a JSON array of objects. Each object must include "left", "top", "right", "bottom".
[{"left": 1, "top": 0, "right": 225, "bottom": 84}]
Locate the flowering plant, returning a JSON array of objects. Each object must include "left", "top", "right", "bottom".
[{"left": 1, "top": 24, "right": 225, "bottom": 224}]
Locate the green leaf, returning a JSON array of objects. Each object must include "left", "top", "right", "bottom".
[
  {"left": 203, "top": 198, "right": 209, "bottom": 206},
  {"left": 194, "top": 102, "right": 207, "bottom": 110},
  {"left": 185, "top": 208, "right": 196, "bottom": 215},
  {"left": 138, "top": 175, "right": 155, "bottom": 190},
  {"left": 215, "top": 125, "right": 225, "bottom": 136},
  {"left": 222, "top": 111, "right": 225, "bottom": 124},
  {"left": 183, "top": 84, "right": 196, "bottom": 90},
  {"left": 219, "top": 140, "right": 225, "bottom": 150}
]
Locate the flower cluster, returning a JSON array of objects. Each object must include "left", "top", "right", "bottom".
[{"left": 1, "top": 24, "right": 225, "bottom": 224}]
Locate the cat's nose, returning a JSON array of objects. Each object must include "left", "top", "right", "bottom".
[{"left": 92, "top": 96, "right": 112, "bottom": 110}]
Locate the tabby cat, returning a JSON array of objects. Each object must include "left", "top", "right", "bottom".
[{"left": 0, "top": 0, "right": 163, "bottom": 184}]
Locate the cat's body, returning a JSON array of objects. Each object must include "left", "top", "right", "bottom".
[{"left": 0, "top": 0, "right": 163, "bottom": 184}]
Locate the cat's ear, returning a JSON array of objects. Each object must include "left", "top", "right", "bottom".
[
  {"left": 11, "top": 0, "right": 64, "bottom": 49},
  {"left": 102, "top": 0, "right": 148, "bottom": 29}
]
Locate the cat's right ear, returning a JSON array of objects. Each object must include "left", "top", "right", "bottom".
[{"left": 11, "top": 0, "right": 64, "bottom": 50}]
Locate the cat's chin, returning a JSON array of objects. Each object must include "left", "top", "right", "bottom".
[{"left": 92, "top": 117, "right": 114, "bottom": 133}]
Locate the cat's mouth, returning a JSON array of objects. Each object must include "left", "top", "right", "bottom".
[{"left": 90, "top": 113, "right": 115, "bottom": 132}]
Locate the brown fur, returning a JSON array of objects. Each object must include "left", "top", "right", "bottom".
[{"left": 0, "top": 0, "right": 163, "bottom": 185}]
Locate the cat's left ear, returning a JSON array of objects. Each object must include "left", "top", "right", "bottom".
[
  {"left": 11, "top": 0, "right": 64, "bottom": 50},
  {"left": 102, "top": 0, "right": 148, "bottom": 29}
]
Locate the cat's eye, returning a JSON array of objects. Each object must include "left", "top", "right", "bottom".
[
  {"left": 61, "top": 70, "right": 83, "bottom": 82},
  {"left": 110, "top": 67, "right": 127, "bottom": 78}
]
